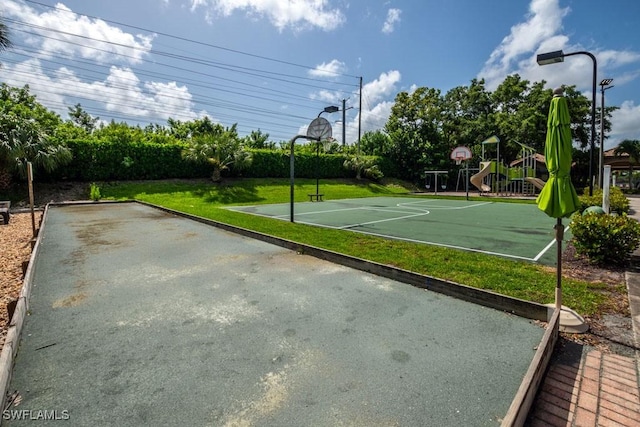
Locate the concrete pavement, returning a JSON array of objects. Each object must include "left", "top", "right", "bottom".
[{"left": 4, "top": 202, "right": 547, "bottom": 426}]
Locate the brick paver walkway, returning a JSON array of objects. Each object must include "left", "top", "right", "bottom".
[{"left": 527, "top": 350, "right": 640, "bottom": 426}]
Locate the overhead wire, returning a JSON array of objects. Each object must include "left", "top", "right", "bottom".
[
  {"left": 23, "top": 0, "right": 361, "bottom": 79},
  {"left": 3, "top": 2, "right": 364, "bottom": 141},
  {"left": 7, "top": 42, "right": 329, "bottom": 107}
]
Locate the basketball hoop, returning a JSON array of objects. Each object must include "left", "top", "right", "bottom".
[{"left": 450, "top": 146, "right": 472, "bottom": 165}]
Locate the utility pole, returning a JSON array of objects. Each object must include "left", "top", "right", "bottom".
[
  {"left": 342, "top": 98, "right": 346, "bottom": 146},
  {"left": 358, "top": 76, "right": 362, "bottom": 155}
]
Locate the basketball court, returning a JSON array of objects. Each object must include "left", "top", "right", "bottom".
[
  {"left": 228, "top": 196, "right": 565, "bottom": 265},
  {"left": 2, "top": 202, "right": 549, "bottom": 426}
]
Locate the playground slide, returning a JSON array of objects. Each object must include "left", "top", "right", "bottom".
[
  {"left": 470, "top": 161, "right": 492, "bottom": 192},
  {"left": 525, "top": 177, "right": 546, "bottom": 190}
]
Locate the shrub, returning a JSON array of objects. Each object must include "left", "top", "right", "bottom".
[
  {"left": 569, "top": 212, "right": 640, "bottom": 265},
  {"left": 89, "top": 183, "right": 101, "bottom": 201},
  {"left": 578, "top": 186, "right": 630, "bottom": 214},
  {"left": 343, "top": 155, "right": 384, "bottom": 181}
]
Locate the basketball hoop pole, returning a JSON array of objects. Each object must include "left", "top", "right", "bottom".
[
  {"left": 290, "top": 134, "right": 320, "bottom": 222},
  {"left": 465, "top": 160, "right": 470, "bottom": 200},
  {"left": 453, "top": 157, "right": 470, "bottom": 200},
  {"left": 450, "top": 146, "right": 473, "bottom": 200}
]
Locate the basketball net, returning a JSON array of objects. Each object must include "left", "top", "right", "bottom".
[{"left": 455, "top": 157, "right": 464, "bottom": 165}]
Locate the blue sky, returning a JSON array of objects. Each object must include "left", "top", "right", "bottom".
[{"left": 1, "top": 0, "right": 639, "bottom": 150}]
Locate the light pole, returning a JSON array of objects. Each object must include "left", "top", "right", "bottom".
[
  {"left": 599, "top": 78, "right": 614, "bottom": 188},
  {"left": 537, "top": 49, "right": 597, "bottom": 196}
]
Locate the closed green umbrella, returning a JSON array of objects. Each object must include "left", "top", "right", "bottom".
[
  {"left": 537, "top": 88, "right": 580, "bottom": 218},
  {"left": 536, "top": 87, "right": 581, "bottom": 310}
]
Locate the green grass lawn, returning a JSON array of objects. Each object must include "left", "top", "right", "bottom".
[{"left": 95, "top": 177, "right": 610, "bottom": 315}]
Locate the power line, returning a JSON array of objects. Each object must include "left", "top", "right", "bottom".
[
  {"left": 7, "top": 42, "right": 331, "bottom": 107},
  {"left": 6, "top": 21, "right": 357, "bottom": 94},
  {"left": 23, "top": 0, "right": 361, "bottom": 79},
  {"left": 3, "top": 1, "right": 366, "bottom": 140}
]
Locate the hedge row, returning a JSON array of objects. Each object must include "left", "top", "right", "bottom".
[{"left": 44, "top": 140, "right": 387, "bottom": 181}]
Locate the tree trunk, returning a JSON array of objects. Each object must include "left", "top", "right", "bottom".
[
  {"left": 0, "top": 168, "right": 12, "bottom": 191},
  {"left": 211, "top": 167, "right": 222, "bottom": 183}
]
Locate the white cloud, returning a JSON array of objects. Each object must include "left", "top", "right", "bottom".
[
  {"left": 309, "top": 89, "right": 342, "bottom": 103},
  {"left": 3, "top": 1, "right": 154, "bottom": 64},
  {"left": 1, "top": 0, "right": 201, "bottom": 123},
  {"left": 309, "top": 59, "right": 347, "bottom": 78},
  {"left": 382, "top": 8, "right": 401, "bottom": 34},
  {"left": 480, "top": 0, "right": 569, "bottom": 89},
  {"left": 608, "top": 101, "right": 640, "bottom": 149},
  {"left": 344, "top": 71, "right": 401, "bottom": 143},
  {"left": 362, "top": 70, "right": 401, "bottom": 105},
  {"left": 189, "top": 0, "right": 346, "bottom": 31},
  {"left": 303, "top": 70, "right": 400, "bottom": 144},
  {"left": 93, "top": 67, "right": 197, "bottom": 121},
  {"left": 2, "top": 58, "right": 67, "bottom": 108},
  {"left": 2, "top": 58, "right": 197, "bottom": 122},
  {"left": 477, "top": 0, "right": 640, "bottom": 150}
]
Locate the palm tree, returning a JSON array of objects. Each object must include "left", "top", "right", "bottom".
[
  {"left": 0, "top": 113, "right": 72, "bottom": 189},
  {"left": 1, "top": 84, "right": 74, "bottom": 189},
  {"left": 613, "top": 139, "right": 640, "bottom": 189},
  {"left": 0, "top": 19, "right": 12, "bottom": 66},
  {"left": 182, "top": 125, "right": 252, "bottom": 182}
]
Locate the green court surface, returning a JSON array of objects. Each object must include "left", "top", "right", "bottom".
[{"left": 228, "top": 196, "right": 567, "bottom": 265}]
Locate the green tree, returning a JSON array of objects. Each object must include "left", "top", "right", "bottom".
[
  {"left": 385, "top": 87, "right": 447, "bottom": 181},
  {"left": 441, "top": 79, "right": 493, "bottom": 158},
  {"left": 492, "top": 76, "right": 549, "bottom": 160},
  {"left": 68, "top": 103, "right": 99, "bottom": 133},
  {"left": 243, "top": 129, "right": 274, "bottom": 149},
  {"left": 0, "top": 84, "right": 71, "bottom": 188},
  {"left": 182, "top": 123, "right": 252, "bottom": 182},
  {"left": 562, "top": 85, "right": 593, "bottom": 150},
  {"left": 168, "top": 116, "right": 219, "bottom": 140},
  {"left": 93, "top": 120, "right": 146, "bottom": 144},
  {"left": 613, "top": 139, "right": 640, "bottom": 189},
  {"left": 360, "top": 130, "right": 392, "bottom": 156},
  {"left": 343, "top": 155, "right": 383, "bottom": 181}
]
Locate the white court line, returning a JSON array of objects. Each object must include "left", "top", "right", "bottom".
[
  {"left": 298, "top": 224, "right": 536, "bottom": 262},
  {"left": 337, "top": 210, "right": 430, "bottom": 229},
  {"left": 268, "top": 206, "right": 427, "bottom": 220},
  {"left": 533, "top": 225, "right": 571, "bottom": 262},
  {"left": 227, "top": 203, "right": 538, "bottom": 262},
  {"left": 397, "top": 201, "right": 493, "bottom": 210}
]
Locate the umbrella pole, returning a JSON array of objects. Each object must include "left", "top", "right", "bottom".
[{"left": 555, "top": 218, "right": 563, "bottom": 310}]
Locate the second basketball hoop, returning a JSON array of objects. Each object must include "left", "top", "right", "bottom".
[{"left": 450, "top": 146, "right": 472, "bottom": 164}]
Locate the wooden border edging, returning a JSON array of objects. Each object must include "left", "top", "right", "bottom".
[
  {"left": 501, "top": 308, "right": 560, "bottom": 426},
  {"left": 0, "top": 204, "right": 50, "bottom": 420}
]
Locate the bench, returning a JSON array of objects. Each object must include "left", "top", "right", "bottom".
[
  {"left": 308, "top": 193, "right": 324, "bottom": 202},
  {"left": 0, "top": 201, "right": 10, "bottom": 225}
]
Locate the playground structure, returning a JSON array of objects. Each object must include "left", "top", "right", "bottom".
[
  {"left": 467, "top": 136, "right": 544, "bottom": 196},
  {"left": 424, "top": 170, "right": 449, "bottom": 194}
]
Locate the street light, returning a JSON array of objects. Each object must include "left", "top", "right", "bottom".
[
  {"left": 536, "top": 49, "right": 598, "bottom": 196},
  {"left": 599, "top": 78, "right": 614, "bottom": 188},
  {"left": 318, "top": 105, "right": 339, "bottom": 117}
]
